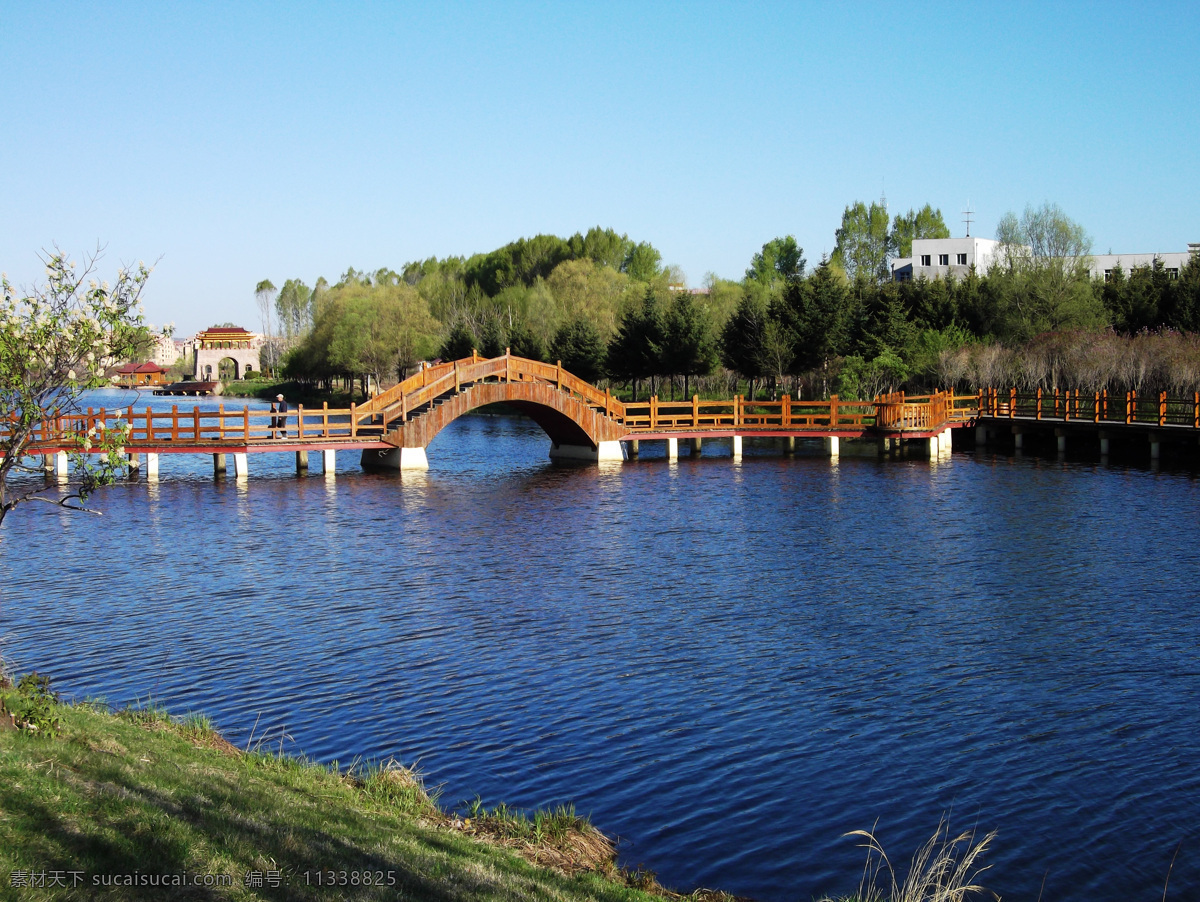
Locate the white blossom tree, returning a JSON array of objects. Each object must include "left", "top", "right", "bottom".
[{"left": 0, "top": 248, "right": 151, "bottom": 526}]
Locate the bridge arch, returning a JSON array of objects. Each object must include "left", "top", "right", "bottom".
[{"left": 369, "top": 380, "right": 626, "bottom": 469}]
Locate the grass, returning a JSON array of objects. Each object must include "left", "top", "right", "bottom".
[
  {"left": 818, "top": 819, "right": 998, "bottom": 902},
  {"left": 0, "top": 673, "right": 745, "bottom": 901}
]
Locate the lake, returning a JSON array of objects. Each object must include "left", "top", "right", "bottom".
[{"left": 3, "top": 389, "right": 1199, "bottom": 900}]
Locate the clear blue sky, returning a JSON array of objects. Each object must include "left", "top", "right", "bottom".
[{"left": 3, "top": 1, "right": 1197, "bottom": 336}]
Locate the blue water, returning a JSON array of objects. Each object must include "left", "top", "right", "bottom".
[{"left": 3, "top": 393, "right": 1199, "bottom": 900}]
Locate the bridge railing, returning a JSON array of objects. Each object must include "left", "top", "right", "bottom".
[
  {"left": 3, "top": 402, "right": 387, "bottom": 454},
  {"left": 977, "top": 388, "right": 1200, "bottom": 428},
  {"left": 621, "top": 395, "right": 879, "bottom": 431}
]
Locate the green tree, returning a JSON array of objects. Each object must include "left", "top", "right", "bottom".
[
  {"left": 275, "top": 278, "right": 312, "bottom": 344},
  {"left": 720, "top": 292, "right": 769, "bottom": 399},
  {"left": 567, "top": 226, "right": 634, "bottom": 270},
  {"left": 993, "top": 202, "right": 1104, "bottom": 337},
  {"left": 664, "top": 291, "right": 717, "bottom": 398},
  {"left": 439, "top": 321, "right": 477, "bottom": 361},
  {"left": 1, "top": 250, "right": 151, "bottom": 525},
  {"left": 890, "top": 205, "right": 950, "bottom": 259},
  {"left": 622, "top": 241, "right": 663, "bottom": 282},
  {"left": 832, "top": 201, "right": 891, "bottom": 284},
  {"left": 777, "top": 257, "right": 851, "bottom": 395},
  {"left": 606, "top": 286, "right": 665, "bottom": 400},
  {"left": 550, "top": 317, "right": 606, "bottom": 383},
  {"left": 745, "top": 236, "right": 806, "bottom": 293}
]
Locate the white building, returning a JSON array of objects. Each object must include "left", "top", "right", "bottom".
[
  {"left": 891, "top": 237, "right": 1002, "bottom": 282},
  {"left": 893, "top": 238, "right": 1198, "bottom": 283}
]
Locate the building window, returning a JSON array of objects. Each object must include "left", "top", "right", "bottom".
[
  {"left": 938, "top": 254, "right": 949, "bottom": 266},
  {"left": 1104, "top": 269, "right": 1112, "bottom": 282},
  {"left": 1167, "top": 268, "right": 1179, "bottom": 280},
  {"left": 956, "top": 253, "right": 967, "bottom": 265},
  {"left": 921, "top": 254, "right": 931, "bottom": 266}
]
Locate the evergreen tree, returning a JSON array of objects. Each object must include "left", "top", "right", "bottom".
[
  {"left": 665, "top": 291, "right": 717, "bottom": 398},
  {"left": 720, "top": 292, "right": 769, "bottom": 400},
  {"left": 550, "top": 317, "right": 606, "bottom": 384}
]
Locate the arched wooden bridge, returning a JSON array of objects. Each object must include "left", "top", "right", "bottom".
[{"left": 7, "top": 353, "right": 976, "bottom": 477}]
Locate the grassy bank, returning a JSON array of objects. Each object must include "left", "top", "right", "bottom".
[{"left": 0, "top": 674, "right": 740, "bottom": 902}]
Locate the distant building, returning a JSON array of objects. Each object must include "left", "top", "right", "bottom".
[
  {"left": 191, "top": 326, "right": 262, "bottom": 380},
  {"left": 891, "top": 237, "right": 1002, "bottom": 282},
  {"left": 893, "top": 237, "right": 1198, "bottom": 283},
  {"left": 112, "top": 362, "right": 168, "bottom": 388},
  {"left": 149, "top": 331, "right": 180, "bottom": 367}
]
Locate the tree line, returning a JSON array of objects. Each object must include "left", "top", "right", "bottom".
[{"left": 259, "top": 210, "right": 1200, "bottom": 401}]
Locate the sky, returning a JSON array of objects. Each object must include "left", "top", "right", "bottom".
[{"left": 2, "top": 1, "right": 1198, "bottom": 336}]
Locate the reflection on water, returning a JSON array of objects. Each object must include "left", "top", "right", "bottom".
[{"left": 2, "top": 410, "right": 1200, "bottom": 901}]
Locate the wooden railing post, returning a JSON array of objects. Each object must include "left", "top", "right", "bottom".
[
  {"left": 1194, "top": 392, "right": 1199, "bottom": 430},
  {"left": 171, "top": 405, "right": 179, "bottom": 441},
  {"left": 350, "top": 402, "right": 358, "bottom": 438},
  {"left": 243, "top": 405, "right": 249, "bottom": 440},
  {"left": 735, "top": 394, "right": 741, "bottom": 427},
  {"left": 1128, "top": 390, "right": 1135, "bottom": 424},
  {"left": 193, "top": 406, "right": 201, "bottom": 439},
  {"left": 297, "top": 404, "right": 305, "bottom": 438},
  {"left": 454, "top": 361, "right": 460, "bottom": 394},
  {"left": 1094, "top": 391, "right": 1100, "bottom": 424},
  {"left": 322, "top": 401, "right": 329, "bottom": 437},
  {"left": 146, "top": 406, "right": 153, "bottom": 441},
  {"left": 1036, "top": 387, "right": 1042, "bottom": 420},
  {"left": 218, "top": 402, "right": 225, "bottom": 439},
  {"left": 782, "top": 394, "right": 791, "bottom": 427},
  {"left": 1159, "top": 391, "right": 1167, "bottom": 427},
  {"left": 650, "top": 396, "right": 658, "bottom": 429},
  {"left": 556, "top": 360, "right": 563, "bottom": 392},
  {"left": 830, "top": 394, "right": 839, "bottom": 428},
  {"left": 1009, "top": 387, "right": 1016, "bottom": 419},
  {"left": 692, "top": 394, "right": 699, "bottom": 427}
]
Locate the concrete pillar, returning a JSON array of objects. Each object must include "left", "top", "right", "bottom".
[
  {"left": 731, "top": 435, "right": 742, "bottom": 459},
  {"left": 127, "top": 452, "right": 140, "bottom": 470},
  {"left": 666, "top": 437, "right": 678, "bottom": 460},
  {"left": 941, "top": 428, "right": 953, "bottom": 458},
  {"left": 628, "top": 439, "right": 639, "bottom": 459},
  {"left": 1150, "top": 435, "right": 1161, "bottom": 460},
  {"left": 145, "top": 452, "right": 159, "bottom": 478},
  {"left": 1099, "top": 431, "right": 1111, "bottom": 456},
  {"left": 232, "top": 452, "right": 248, "bottom": 478},
  {"left": 54, "top": 451, "right": 69, "bottom": 477},
  {"left": 213, "top": 453, "right": 226, "bottom": 476},
  {"left": 296, "top": 450, "right": 309, "bottom": 473},
  {"left": 975, "top": 425, "right": 988, "bottom": 445},
  {"left": 689, "top": 437, "right": 702, "bottom": 456},
  {"left": 362, "top": 446, "right": 429, "bottom": 470},
  {"left": 323, "top": 449, "right": 336, "bottom": 474},
  {"left": 1013, "top": 430, "right": 1024, "bottom": 451},
  {"left": 41, "top": 454, "right": 54, "bottom": 473},
  {"left": 824, "top": 436, "right": 840, "bottom": 458},
  {"left": 548, "top": 441, "right": 623, "bottom": 462},
  {"left": 784, "top": 436, "right": 795, "bottom": 455},
  {"left": 1055, "top": 428, "right": 1067, "bottom": 453}
]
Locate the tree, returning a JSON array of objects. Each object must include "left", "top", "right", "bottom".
[
  {"left": 720, "top": 292, "right": 769, "bottom": 400},
  {"left": 255, "top": 279, "right": 277, "bottom": 372},
  {"left": 776, "top": 257, "right": 851, "bottom": 396},
  {"left": 890, "top": 205, "right": 950, "bottom": 259},
  {"left": 745, "top": 236, "right": 806, "bottom": 293},
  {"left": 550, "top": 317, "right": 606, "bottom": 384},
  {"left": 622, "top": 242, "right": 664, "bottom": 282},
  {"left": 275, "top": 278, "right": 313, "bottom": 344},
  {"left": 606, "top": 286, "right": 666, "bottom": 400},
  {"left": 832, "top": 201, "right": 891, "bottom": 284},
  {"left": 1, "top": 249, "right": 151, "bottom": 526},
  {"left": 664, "top": 291, "right": 717, "bottom": 398},
  {"left": 439, "top": 321, "right": 477, "bottom": 361},
  {"left": 993, "top": 202, "right": 1104, "bottom": 337}
]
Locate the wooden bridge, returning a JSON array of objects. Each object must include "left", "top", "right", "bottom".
[
  {"left": 8, "top": 353, "right": 977, "bottom": 478},
  {"left": 974, "top": 387, "right": 1200, "bottom": 459}
]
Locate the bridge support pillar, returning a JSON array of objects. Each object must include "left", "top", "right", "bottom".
[
  {"left": 146, "top": 453, "right": 159, "bottom": 479},
  {"left": 666, "top": 437, "right": 678, "bottom": 460},
  {"left": 53, "top": 451, "right": 69, "bottom": 478},
  {"left": 1012, "top": 426, "right": 1024, "bottom": 450},
  {"left": 824, "top": 436, "right": 839, "bottom": 458},
  {"left": 975, "top": 425, "right": 988, "bottom": 445},
  {"left": 689, "top": 437, "right": 702, "bottom": 456},
  {"left": 1150, "top": 434, "right": 1161, "bottom": 460},
  {"left": 232, "top": 452, "right": 248, "bottom": 478},
  {"left": 731, "top": 435, "right": 742, "bottom": 459},
  {"left": 549, "top": 441, "right": 623, "bottom": 462},
  {"left": 1055, "top": 428, "right": 1067, "bottom": 454},
  {"left": 127, "top": 452, "right": 140, "bottom": 471},
  {"left": 628, "top": 439, "right": 639, "bottom": 459},
  {"left": 364, "top": 446, "right": 429, "bottom": 471},
  {"left": 213, "top": 453, "right": 226, "bottom": 476},
  {"left": 1099, "top": 431, "right": 1111, "bottom": 456},
  {"left": 323, "top": 449, "right": 336, "bottom": 474},
  {"left": 296, "top": 450, "right": 309, "bottom": 473},
  {"left": 784, "top": 436, "right": 795, "bottom": 455}
]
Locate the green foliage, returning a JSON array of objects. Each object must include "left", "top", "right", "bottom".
[
  {"left": 890, "top": 204, "right": 950, "bottom": 259},
  {"left": 664, "top": 291, "right": 717, "bottom": 395},
  {"left": 745, "top": 236, "right": 806, "bottom": 292},
  {"left": 551, "top": 317, "right": 606, "bottom": 383},
  {"left": 606, "top": 286, "right": 666, "bottom": 398},
  {"left": 720, "top": 292, "right": 768, "bottom": 388},
  {"left": 1, "top": 249, "right": 150, "bottom": 524},
  {"left": 439, "top": 321, "right": 477, "bottom": 361},
  {"left": 1, "top": 672, "right": 63, "bottom": 737},
  {"left": 275, "top": 277, "right": 313, "bottom": 341},
  {"left": 622, "top": 241, "right": 664, "bottom": 282},
  {"left": 832, "top": 200, "right": 891, "bottom": 284}
]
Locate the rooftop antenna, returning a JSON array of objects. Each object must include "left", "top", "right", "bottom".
[{"left": 962, "top": 200, "right": 975, "bottom": 238}]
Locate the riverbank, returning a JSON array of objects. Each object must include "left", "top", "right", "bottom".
[{"left": 0, "top": 674, "right": 747, "bottom": 901}]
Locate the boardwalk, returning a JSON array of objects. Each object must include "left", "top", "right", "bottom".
[{"left": 7, "top": 353, "right": 978, "bottom": 477}]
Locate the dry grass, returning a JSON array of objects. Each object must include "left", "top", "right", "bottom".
[{"left": 823, "top": 818, "right": 998, "bottom": 902}]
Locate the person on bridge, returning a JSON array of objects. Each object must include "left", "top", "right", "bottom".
[{"left": 273, "top": 393, "right": 289, "bottom": 439}]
